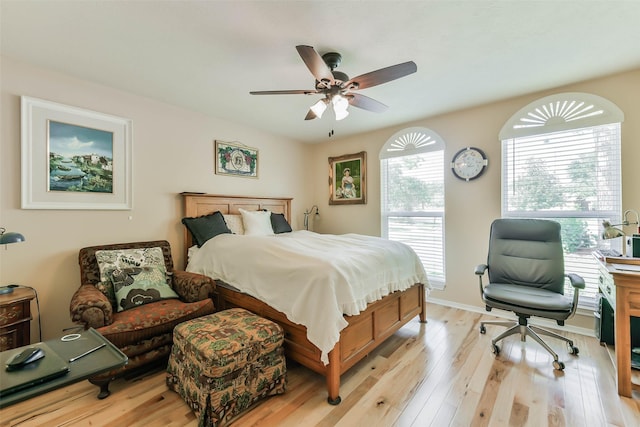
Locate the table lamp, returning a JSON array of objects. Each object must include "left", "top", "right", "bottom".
[
  {"left": 601, "top": 210, "right": 640, "bottom": 257},
  {"left": 0, "top": 227, "right": 26, "bottom": 294},
  {"left": 0, "top": 227, "right": 25, "bottom": 246},
  {"left": 601, "top": 210, "right": 639, "bottom": 237},
  {"left": 601, "top": 221, "right": 625, "bottom": 239}
]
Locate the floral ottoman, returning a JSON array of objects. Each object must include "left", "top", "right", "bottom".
[{"left": 166, "top": 308, "right": 286, "bottom": 427}]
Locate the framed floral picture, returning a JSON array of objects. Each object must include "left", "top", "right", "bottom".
[
  {"left": 329, "top": 151, "right": 366, "bottom": 205},
  {"left": 214, "top": 140, "right": 258, "bottom": 178},
  {"left": 21, "top": 96, "right": 132, "bottom": 210}
]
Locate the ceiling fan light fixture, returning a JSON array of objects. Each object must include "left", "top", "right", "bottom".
[
  {"left": 310, "top": 99, "right": 328, "bottom": 118},
  {"left": 331, "top": 94, "right": 345, "bottom": 107},
  {"left": 334, "top": 106, "right": 349, "bottom": 121},
  {"left": 332, "top": 95, "right": 349, "bottom": 121}
]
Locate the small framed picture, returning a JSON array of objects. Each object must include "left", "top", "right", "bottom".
[
  {"left": 329, "top": 151, "right": 366, "bottom": 205},
  {"left": 214, "top": 140, "right": 258, "bottom": 178},
  {"left": 21, "top": 96, "right": 132, "bottom": 210}
]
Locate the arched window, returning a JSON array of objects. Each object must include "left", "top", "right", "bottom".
[
  {"left": 380, "top": 127, "right": 445, "bottom": 288},
  {"left": 501, "top": 92, "right": 624, "bottom": 308}
]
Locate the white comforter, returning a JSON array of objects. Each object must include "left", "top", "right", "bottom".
[{"left": 186, "top": 230, "right": 429, "bottom": 364}]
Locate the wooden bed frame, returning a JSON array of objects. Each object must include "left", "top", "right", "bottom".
[{"left": 181, "top": 193, "right": 427, "bottom": 404}]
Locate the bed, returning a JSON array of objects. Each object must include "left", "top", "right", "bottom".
[{"left": 181, "top": 193, "right": 428, "bottom": 404}]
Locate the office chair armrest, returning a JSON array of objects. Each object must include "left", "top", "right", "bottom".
[
  {"left": 566, "top": 273, "right": 586, "bottom": 290},
  {"left": 475, "top": 264, "right": 488, "bottom": 296},
  {"left": 565, "top": 273, "right": 585, "bottom": 319},
  {"left": 475, "top": 264, "right": 488, "bottom": 275}
]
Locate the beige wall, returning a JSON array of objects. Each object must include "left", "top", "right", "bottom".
[
  {"left": 0, "top": 57, "right": 314, "bottom": 341},
  {"left": 2, "top": 55, "right": 638, "bottom": 342},
  {"left": 309, "top": 68, "right": 640, "bottom": 331}
]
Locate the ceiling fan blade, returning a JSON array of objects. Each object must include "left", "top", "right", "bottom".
[
  {"left": 295, "top": 45, "right": 334, "bottom": 86},
  {"left": 348, "top": 93, "right": 388, "bottom": 113},
  {"left": 345, "top": 61, "right": 417, "bottom": 90},
  {"left": 250, "top": 90, "right": 319, "bottom": 95}
]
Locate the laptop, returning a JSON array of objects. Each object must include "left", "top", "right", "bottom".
[{"left": 0, "top": 342, "right": 69, "bottom": 397}]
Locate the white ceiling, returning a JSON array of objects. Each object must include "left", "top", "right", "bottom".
[{"left": 2, "top": 1, "right": 639, "bottom": 144}]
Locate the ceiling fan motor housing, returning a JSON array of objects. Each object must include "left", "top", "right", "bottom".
[
  {"left": 322, "top": 52, "right": 342, "bottom": 70},
  {"left": 314, "top": 52, "right": 349, "bottom": 88}
]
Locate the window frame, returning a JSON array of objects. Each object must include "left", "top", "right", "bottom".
[
  {"left": 500, "top": 93, "right": 624, "bottom": 309},
  {"left": 380, "top": 127, "right": 446, "bottom": 289}
]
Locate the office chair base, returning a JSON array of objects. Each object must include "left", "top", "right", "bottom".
[{"left": 479, "top": 320, "right": 578, "bottom": 371}]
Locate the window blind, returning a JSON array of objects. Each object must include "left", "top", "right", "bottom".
[
  {"left": 381, "top": 150, "right": 445, "bottom": 288},
  {"left": 502, "top": 123, "right": 622, "bottom": 307}
]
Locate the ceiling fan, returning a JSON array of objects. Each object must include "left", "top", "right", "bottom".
[{"left": 250, "top": 45, "right": 417, "bottom": 121}]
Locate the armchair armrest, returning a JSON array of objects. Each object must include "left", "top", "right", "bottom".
[
  {"left": 69, "top": 284, "right": 113, "bottom": 328},
  {"left": 171, "top": 270, "right": 216, "bottom": 303}
]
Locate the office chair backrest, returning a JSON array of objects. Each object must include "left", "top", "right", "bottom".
[{"left": 487, "top": 219, "right": 565, "bottom": 294}]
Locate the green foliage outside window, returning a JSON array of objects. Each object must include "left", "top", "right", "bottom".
[{"left": 512, "top": 155, "right": 598, "bottom": 254}]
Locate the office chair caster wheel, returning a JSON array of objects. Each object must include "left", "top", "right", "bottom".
[
  {"left": 568, "top": 345, "right": 579, "bottom": 355},
  {"left": 553, "top": 360, "right": 565, "bottom": 371},
  {"left": 491, "top": 343, "right": 500, "bottom": 355},
  {"left": 480, "top": 325, "right": 486, "bottom": 334}
]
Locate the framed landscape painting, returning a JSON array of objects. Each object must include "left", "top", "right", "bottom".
[
  {"left": 21, "top": 96, "right": 132, "bottom": 210},
  {"left": 48, "top": 121, "right": 114, "bottom": 193},
  {"left": 329, "top": 151, "right": 367, "bottom": 205}
]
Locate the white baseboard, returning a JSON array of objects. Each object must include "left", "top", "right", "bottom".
[{"left": 427, "top": 297, "right": 596, "bottom": 338}]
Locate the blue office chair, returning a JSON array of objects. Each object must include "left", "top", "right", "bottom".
[{"left": 475, "top": 218, "right": 585, "bottom": 370}]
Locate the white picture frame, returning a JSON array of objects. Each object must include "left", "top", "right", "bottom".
[{"left": 21, "top": 96, "right": 132, "bottom": 210}]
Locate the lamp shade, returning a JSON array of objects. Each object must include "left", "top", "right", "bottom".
[
  {"left": 332, "top": 95, "right": 349, "bottom": 121},
  {"left": 310, "top": 99, "right": 328, "bottom": 119},
  {"left": 601, "top": 221, "right": 625, "bottom": 239},
  {"left": 0, "top": 228, "right": 25, "bottom": 245}
]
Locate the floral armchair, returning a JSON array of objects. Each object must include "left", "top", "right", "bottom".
[{"left": 69, "top": 240, "right": 215, "bottom": 399}]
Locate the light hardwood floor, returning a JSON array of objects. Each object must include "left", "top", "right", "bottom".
[{"left": 2, "top": 303, "right": 639, "bottom": 426}]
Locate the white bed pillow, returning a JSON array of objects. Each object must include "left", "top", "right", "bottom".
[
  {"left": 239, "top": 208, "right": 274, "bottom": 236},
  {"left": 187, "top": 245, "right": 200, "bottom": 264},
  {"left": 223, "top": 214, "right": 245, "bottom": 235}
]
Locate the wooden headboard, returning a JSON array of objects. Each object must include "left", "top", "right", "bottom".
[{"left": 181, "top": 193, "right": 293, "bottom": 262}]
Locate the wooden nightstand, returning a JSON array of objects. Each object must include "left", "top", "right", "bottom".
[{"left": 0, "top": 287, "right": 36, "bottom": 351}]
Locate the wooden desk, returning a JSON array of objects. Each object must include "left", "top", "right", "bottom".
[{"left": 597, "top": 256, "right": 640, "bottom": 398}]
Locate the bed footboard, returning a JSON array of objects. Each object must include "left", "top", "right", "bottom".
[{"left": 214, "top": 282, "right": 426, "bottom": 404}]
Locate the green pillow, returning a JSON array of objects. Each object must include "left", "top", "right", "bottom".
[
  {"left": 95, "top": 246, "right": 166, "bottom": 307},
  {"left": 110, "top": 265, "right": 178, "bottom": 312}
]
